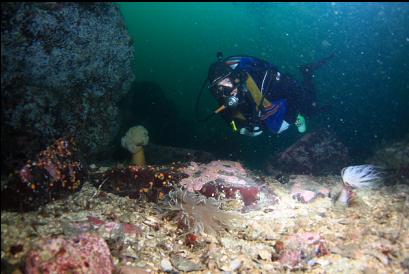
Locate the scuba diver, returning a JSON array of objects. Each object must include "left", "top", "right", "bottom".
[{"left": 196, "top": 52, "right": 334, "bottom": 136}]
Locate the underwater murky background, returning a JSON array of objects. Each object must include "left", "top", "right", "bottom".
[{"left": 119, "top": 2, "right": 409, "bottom": 168}]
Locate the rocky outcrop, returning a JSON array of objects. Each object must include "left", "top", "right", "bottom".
[
  {"left": 368, "top": 134, "right": 409, "bottom": 184},
  {"left": 265, "top": 129, "right": 350, "bottom": 175},
  {"left": 1, "top": 3, "right": 134, "bottom": 174},
  {"left": 25, "top": 233, "right": 113, "bottom": 274},
  {"left": 369, "top": 134, "right": 409, "bottom": 170},
  {"left": 1, "top": 137, "right": 86, "bottom": 211}
]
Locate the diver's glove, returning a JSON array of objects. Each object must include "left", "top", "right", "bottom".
[{"left": 239, "top": 126, "right": 263, "bottom": 137}]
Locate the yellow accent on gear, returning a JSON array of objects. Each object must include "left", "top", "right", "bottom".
[
  {"left": 230, "top": 120, "right": 238, "bottom": 131},
  {"left": 213, "top": 73, "right": 281, "bottom": 131},
  {"left": 214, "top": 104, "right": 226, "bottom": 114},
  {"left": 245, "top": 73, "right": 273, "bottom": 110}
]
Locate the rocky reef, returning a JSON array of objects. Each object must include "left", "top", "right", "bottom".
[
  {"left": 368, "top": 134, "right": 409, "bottom": 184},
  {"left": 93, "top": 165, "right": 188, "bottom": 202},
  {"left": 2, "top": 163, "right": 408, "bottom": 273},
  {"left": 179, "top": 160, "right": 278, "bottom": 209},
  {"left": 25, "top": 233, "right": 114, "bottom": 274},
  {"left": 90, "top": 160, "right": 276, "bottom": 210},
  {"left": 1, "top": 137, "right": 86, "bottom": 211},
  {"left": 265, "top": 129, "right": 350, "bottom": 175},
  {"left": 1, "top": 2, "right": 134, "bottom": 174}
]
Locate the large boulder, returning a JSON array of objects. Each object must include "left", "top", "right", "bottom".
[
  {"left": 1, "top": 137, "right": 87, "bottom": 211},
  {"left": 368, "top": 134, "right": 409, "bottom": 184},
  {"left": 265, "top": 129, "right": 350, "bottom": 175},
  {"left": 369, "top": 134, "right": 409, "bottom": 170},
  {"left": 1, "top": 3, "right": 134, "bottom": 174},
  {"left": 179, "top": 160, "right": 278, "bottom": 209},
  {"left": 25, "top": 233, "right": 114, "bottom": 274}
]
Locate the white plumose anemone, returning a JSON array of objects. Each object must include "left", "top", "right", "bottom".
[{"left": 341, "top": 165, "right": 384, "bottom": 189}]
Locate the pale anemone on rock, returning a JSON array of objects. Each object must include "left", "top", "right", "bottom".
[
  {"left": 341, "top": 164, "right": 385, "bottom": 189},
  {"left": 333, "top": 164, "right": 385, "bottom": 207},
  {"left": 121, "top": 125, "right": 149, "bottom": 166}
]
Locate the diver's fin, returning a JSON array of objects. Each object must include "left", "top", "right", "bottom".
[
  {"left": 295, "top": 114, "right": 307, "bottom": 133},
  {"left": 299, "top": 53, "right": 335, "bottom": 75}
]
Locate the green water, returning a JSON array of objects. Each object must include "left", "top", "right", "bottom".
[{"left": 118, "top": 2, "right": 409, "bottom": 168}]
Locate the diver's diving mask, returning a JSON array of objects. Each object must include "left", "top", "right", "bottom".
[{"left": 214, "top": 77, "right": 240, "bottom": 109}]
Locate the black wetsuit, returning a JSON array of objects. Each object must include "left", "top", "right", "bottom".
[{"left": 209, "top": 54, "right": 333, "bottom": 134}]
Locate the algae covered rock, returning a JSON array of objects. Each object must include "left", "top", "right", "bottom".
[
  {"left": 266, "top": 129, "right": 350, "bottom": 175},
  {"left": 1, "top": 2, "right": 134, "bottom": 174},
  {"left": 369, "top": 134, "right": 409, "bottom": 170},
  {"left": 1, "top": 137, "right": 87, "bottom": 211},
  {"left": 25, "top": 233, "right": 114, "bottom": 274},
  {"left": 368, "top": 134, "right": 409, "bottom": 184}
]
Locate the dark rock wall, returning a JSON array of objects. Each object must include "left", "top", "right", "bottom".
[
  {"left": 266, "top": 129, "right": 350, "bottom": 175},
  {"left": 1, "top": 2, "right": 134, "bottom": 173}
]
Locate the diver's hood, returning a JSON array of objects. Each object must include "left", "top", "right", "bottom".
[{"left": 207, "top": 61, "right": 233, "bottom": 87}]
